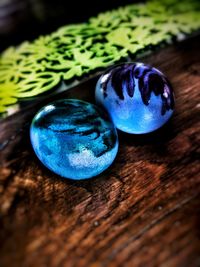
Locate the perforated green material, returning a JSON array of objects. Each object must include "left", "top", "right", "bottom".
[{"left": 0, "top": 0, "right": 200, "bottom": 114}]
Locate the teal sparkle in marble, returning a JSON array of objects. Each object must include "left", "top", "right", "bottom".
[
  {"left": 95, "top": 63, "right": 175, "bottom": 134},
  {"left": 30, "top": 99, "right": 118, "bottom": 180}
]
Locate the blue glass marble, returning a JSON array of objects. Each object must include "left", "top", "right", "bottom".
[
  {"left": 30, "top": 99, "right": 118, "bottom": 180},
  {"left": 95, "top": 62, "right": 175, "bottom": 134}
]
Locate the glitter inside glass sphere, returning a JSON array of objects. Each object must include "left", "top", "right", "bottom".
[
  {"left": 30, "top": 99, "right": 118, "bottom": 180},
  {"left": 95, "top": 62, "right": 175, "bottom": 134}
]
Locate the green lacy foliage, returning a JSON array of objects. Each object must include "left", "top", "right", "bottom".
[{"left": 0, "top": 0, "right": 200, "bottom": 114}]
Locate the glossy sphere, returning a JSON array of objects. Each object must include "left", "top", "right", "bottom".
[
  {"left": 95, "top": 63, "right": 175, "bottom": 134},
  {"left": 30, "top": 99, "right": 118, "bottom": 180}
]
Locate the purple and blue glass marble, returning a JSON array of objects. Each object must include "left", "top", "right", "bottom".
[
  {"left": 95, "top": 62, "right": 175, "bottom": 134},
  {"left": 30, "top": 99, "right": 118, "bottom": 180}
]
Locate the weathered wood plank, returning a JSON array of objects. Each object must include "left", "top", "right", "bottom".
[{"left": 0, "top": 35, "right": 200, "bottom": 267}]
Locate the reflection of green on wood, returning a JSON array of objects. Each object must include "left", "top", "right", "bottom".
[{"left": 0, "top": 0, "right": 200, "bottom": 114}]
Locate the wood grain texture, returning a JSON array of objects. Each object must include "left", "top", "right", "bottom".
[{"left": 0, "top": 35, "right": 200, "bottom": 267}]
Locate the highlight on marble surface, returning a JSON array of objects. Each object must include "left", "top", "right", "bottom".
[
  {"left": 0, "top": 0, "right": 200, "bottom": 115},
  {"left": 30, "top": 99, "right": 119, "bottom": 180},
  {"left": 95, "top": 62, "right": 174, "bottom": 134}
]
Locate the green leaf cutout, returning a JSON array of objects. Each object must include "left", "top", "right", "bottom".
[{"left": 0, "top": 0, "right": 200, "bottom": 115}]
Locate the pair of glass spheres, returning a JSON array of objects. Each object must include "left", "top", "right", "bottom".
[{"left": 30, "top": 63, "right": 175, "bottom": 180}]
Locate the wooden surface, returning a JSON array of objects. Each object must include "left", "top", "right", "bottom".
[{"left": 0, "top": 35, "right": 200, "bottom": 267}]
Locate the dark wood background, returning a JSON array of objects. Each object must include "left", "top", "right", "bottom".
[
  {"left": 0, "top": 34, "right": 200, "bottom": 267},
  {"left": 0, "top": 0, "right": 135, "bottom": 52}
]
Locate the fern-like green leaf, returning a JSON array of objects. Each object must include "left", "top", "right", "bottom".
[{"left": 0, "top": 0, "right": 200, "bottom": 115}]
